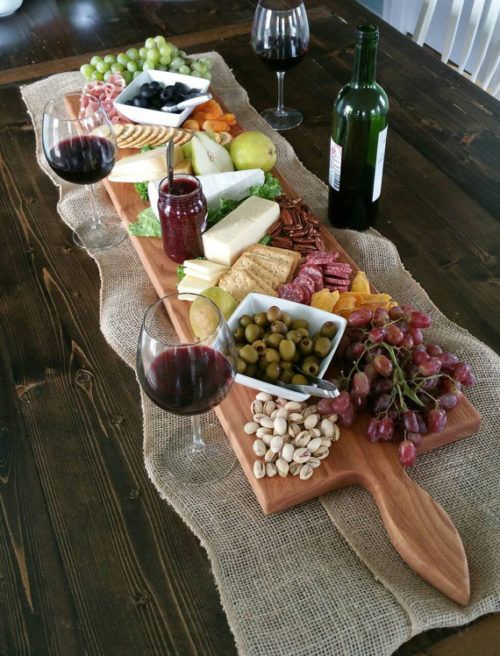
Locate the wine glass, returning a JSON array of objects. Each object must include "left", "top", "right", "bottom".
[
  {"left": 137, "top": 292, "right": 238, "bottom": 484},
  {"left": 42, "top": 93, "right": 127, "bottom": 251},
  {"left": 251, "top": 0, "right": 310, "bottom": 130}
]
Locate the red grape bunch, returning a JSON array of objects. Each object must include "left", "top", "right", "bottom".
[{"left": 318, "top": 305, "right": 476, "bottom": 468}]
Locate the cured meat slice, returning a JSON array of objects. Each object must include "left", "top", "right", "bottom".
[
  {"left": 323, "top": 269, "right": 351, "bottom": 280},
  {"left": 278, "top": 283, "right": 306, "bottom": 304},
  {"left": 294, "top": 274, "right": 316, "bottom": 296},
  {"left": 305, "top": 251, "right": 339, "bottom": 265},
  {"left": 324, "top": 276, "right": 351, "bottom": 286},
  {"left": 298, "top": 266, "right": 323, "bottom": 290}
]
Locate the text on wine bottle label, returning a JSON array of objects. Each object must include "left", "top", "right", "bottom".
[
  {"left": 329, "top": 139, "right": 342, "bottom": 191},
  {"left": 372, "top": 126, "right": 387, "bottom": 202}
]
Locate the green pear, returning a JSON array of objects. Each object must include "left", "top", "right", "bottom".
[{"left": 191, "top": 132, "right": 234, "bottom": 175}]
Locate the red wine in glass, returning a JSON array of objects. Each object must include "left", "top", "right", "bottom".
[
  {"left": 137, "top": 292, "right": 238, "bottom": 485},
  {"left": 46, "top": 135, "right": 116, "bottom": 185},
  {"left": 139, "top": 345, "right": 234, "bottom": 416},
  {"left": 251, "top": 0, "right": 310, "bottom": 130},
  {"left": 42, "top": 92, "right": 126, "bottom": 251},
  {"left": 256, "top": 37, "right": 309, "bottom": 72}
]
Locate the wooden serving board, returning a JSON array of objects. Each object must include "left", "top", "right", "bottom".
[{"left": 66, "top": 96, "right": 481, "bottom": 604}]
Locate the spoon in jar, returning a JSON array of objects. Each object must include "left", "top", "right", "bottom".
[{"left": 166, "top": 139, "right": 174, "bottom": 192}]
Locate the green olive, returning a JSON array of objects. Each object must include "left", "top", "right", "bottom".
[
  {"left": 246, "top": 363, "right": 257, "bottom": 377},
  {"left": 303, "top": 354, "right": 320, "bottom": 366},
  {"left": 280, "top": 370, "right": 293, "bottom": 383},
  {"left": 299, "top": 337, "right": 314, "bottom": 355},
  {"left": 265, "top": 362, "right": 281, "bottom": 381},
  {"left": 297, "top": 327, "right": 309, "bottom": 338},
  {"left": 239, "top": 344, "right": 258, "bottom": 364},
  {"left": 281, "top": 312, "right": 292, "bottom": 328},
  {"left": 314, "top": 336, "right": 332, "bottom": 358},
  {"left": 286, "top": 330, "right": 302, "bottom": 345},
  {"left": 254, "top": 312, "right": 269, "bottom": 327},
  {"left": 237, "top": 358, "right": 247, "bottom": 374},
  {"left": 266, "top": 332, "right": 284, "bottom": 349},
  {"left": 301, "top": 360, "right": 319, "bottom": 376},
  {"left": 252, "top": 339, "right": 267, "bottom": 354},
  {"left": 312, "top": 332, "right": 321, "bottom": 342},
  {"left": 264, "top": 348, "right": 280, "bottom": 364},
  {"left": 321, "top": 321, "right": 338, "bottom": 339},
  {"left": 280, "top": 361, "right": 293, "bottom": 371},
  {"left": 271, "top": 320, "right": 287, "bottom": 335},
  {"left": 279, "top": 339, "right": 296, "bottom": 362},
  {"left": 259, "top": 355, "right": 268, "bottom": 371},
  {"left": 266, "top": 306, "right": 282, "bottom": 322},
  {"left": 239, "top": 314, "right": 253, "bottom": 328},
  {"left": 262, "top": 331, "right": 271, "bottom": 342},
  {"left": 291, "top": 351, "right": 301, "bottom": 363},
  {"left": 233, "top": 326, "right": 245, "bottom": 342},
  {"left": 291, "top": 319, "right": 308, "bottom": 330},
  {"left": 245, "top": 323, "right": 262, "bottom": 343},
  {"left": 291, "top": 373, "right": 308, "bottom": 385}
]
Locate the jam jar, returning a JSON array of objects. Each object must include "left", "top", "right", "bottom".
[{"left": 158, "top": 174, "right": 207, "bottom": 263}]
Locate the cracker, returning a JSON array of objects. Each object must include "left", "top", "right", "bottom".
[{"left": 124, "top": 125, "right": 155, "bottom": 148}]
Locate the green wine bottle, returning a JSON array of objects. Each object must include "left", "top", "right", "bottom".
[{"left": 327, "top": 24, "right": 389, "bottom": 230}]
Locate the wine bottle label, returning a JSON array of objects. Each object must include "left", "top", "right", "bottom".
[
  {"left": 329, "top": 138, "right": 342, "bottom": 191},
  {"left": 372, "top": 126, "right": 387, "bottom": 202}
]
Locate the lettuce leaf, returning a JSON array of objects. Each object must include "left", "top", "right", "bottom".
[{"left": 128, "top": 207, "right": 161, "bottom": 238}]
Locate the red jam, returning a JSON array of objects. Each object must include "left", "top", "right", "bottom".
[{"left": 158, "top": 175, "right": 207, "bottom": 263}]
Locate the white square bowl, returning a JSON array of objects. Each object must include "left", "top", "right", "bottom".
[
  {"left": 227, "top": 293, "right": 347, "bottom": 402},
  {"left": 113, "top": 70, "right": 210, "bottom": 127}
]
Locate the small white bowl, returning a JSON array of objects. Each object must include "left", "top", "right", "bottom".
[
  {"left": 113, "top": 70, "right": 210, "bottom": 127},
  {"left": 227, "top": 293, "right": 347, "bottom": 402}
]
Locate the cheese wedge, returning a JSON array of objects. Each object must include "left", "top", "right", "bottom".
[
  {"left": 197, "top": 169, "right": 265, "bottom": 209},
  {"left": 109, "top": 145, "right": 183, "bottom": 183},
  {"left": 202, "top": 196, "right": 280, "bottom": 266}
]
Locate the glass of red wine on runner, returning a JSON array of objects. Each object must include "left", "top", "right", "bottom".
[
  {"left": 137, "top": 292, "right": 238, "bottom": 484},
  {"left": 251, "top": 0, "right": 309, "bottom": 130},
  {"left": 42, "top": 93, "right": 126, "bottom": 251}
]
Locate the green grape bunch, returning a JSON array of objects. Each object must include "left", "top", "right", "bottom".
[{"left": 80, "top": 35, "right": 212, "bottom": 85}]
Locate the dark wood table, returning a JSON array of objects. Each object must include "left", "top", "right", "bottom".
[{"left": 0, "top": 1, "right": 498, "bottom": 654}]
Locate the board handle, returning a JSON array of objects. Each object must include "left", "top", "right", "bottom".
[{"left": 362, "top": 451, "right": 470, "bottom": 605}]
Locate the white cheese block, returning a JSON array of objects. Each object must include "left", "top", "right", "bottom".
[
  {"left": 177, "top": 274, "right": 213, "bottom": 301},
  {"left": 197, "top": 169, "right": 265, "bottom": 210},
  {"left": 109, "top": 145, "right": 183, "bottom": 183},
  {"left": 183, "top": 259, "right": 229, "bottom": 281},
  {"left": 202, "top": 196, "right": 280, "bottom": 266}
]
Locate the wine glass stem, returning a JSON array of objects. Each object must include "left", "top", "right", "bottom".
[
  {"left": 191, "top": 414, "right": 206, "bottom": 453},
  {"left": 86, "top": 184, "right": 103, "bottom": 230},
  {"left": 276, "top": 71, "right": 286, "bottom": 116}
]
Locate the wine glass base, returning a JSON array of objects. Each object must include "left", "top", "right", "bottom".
[
  {"left": 261, "top": 107, "right": 303, "bottom": 130},
  {"left": 73, "top": 219, "right": 127, "bottom": 252},
  {"left": 164, "top": 422, "right": 236, "bottom": 485}
]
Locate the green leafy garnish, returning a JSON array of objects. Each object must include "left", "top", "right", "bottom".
[
  {"left": 259, "top": 234, "right": 272, "bottom": 245},
  {"left": 206, "top": 173, "right": 282, "bottom": 228},
  {"left": 133, "top": 181, "right": 149, "bottom": 202},
  {"left": 128, "top": 207, "right": 161, "bottom": 238},
  {"left": 177, "top": 265, "right": 186, "bottom": 280},
  {"left": 249, "top": 173, "right": 282, "bottom": 200}
]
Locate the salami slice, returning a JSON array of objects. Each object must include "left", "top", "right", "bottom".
[
  {"left": 298, "top": 266, "right": 323, "bottom": 290},
  {"left": 324, "top": 276, "right": 351, "bottom": 286},
  {"left": 278, "top": 283, "right": 306, "bottom": 304},
  {"left": 323, "top": 269, "right": 351, "bottom": 280},
  {"left": 306, "top": 251, "right": 339, "bottom": 265},
  {"left": 323, "top": 262, "right": 352, "bottom": 271},
  {"left": 294, "top": 274, "right": 316, "bottom": 295}
]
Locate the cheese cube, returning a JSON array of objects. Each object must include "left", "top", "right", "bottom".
[
  {"left": 177, "top": 274, "right": 213, "bottom": 301},
  {"left": 202, "top": 196, "right": 280, "bottom": 266}
]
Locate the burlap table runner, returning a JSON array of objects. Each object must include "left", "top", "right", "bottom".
[{"left": 22, "top": 53, "right": 499, "bottom": 656}]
